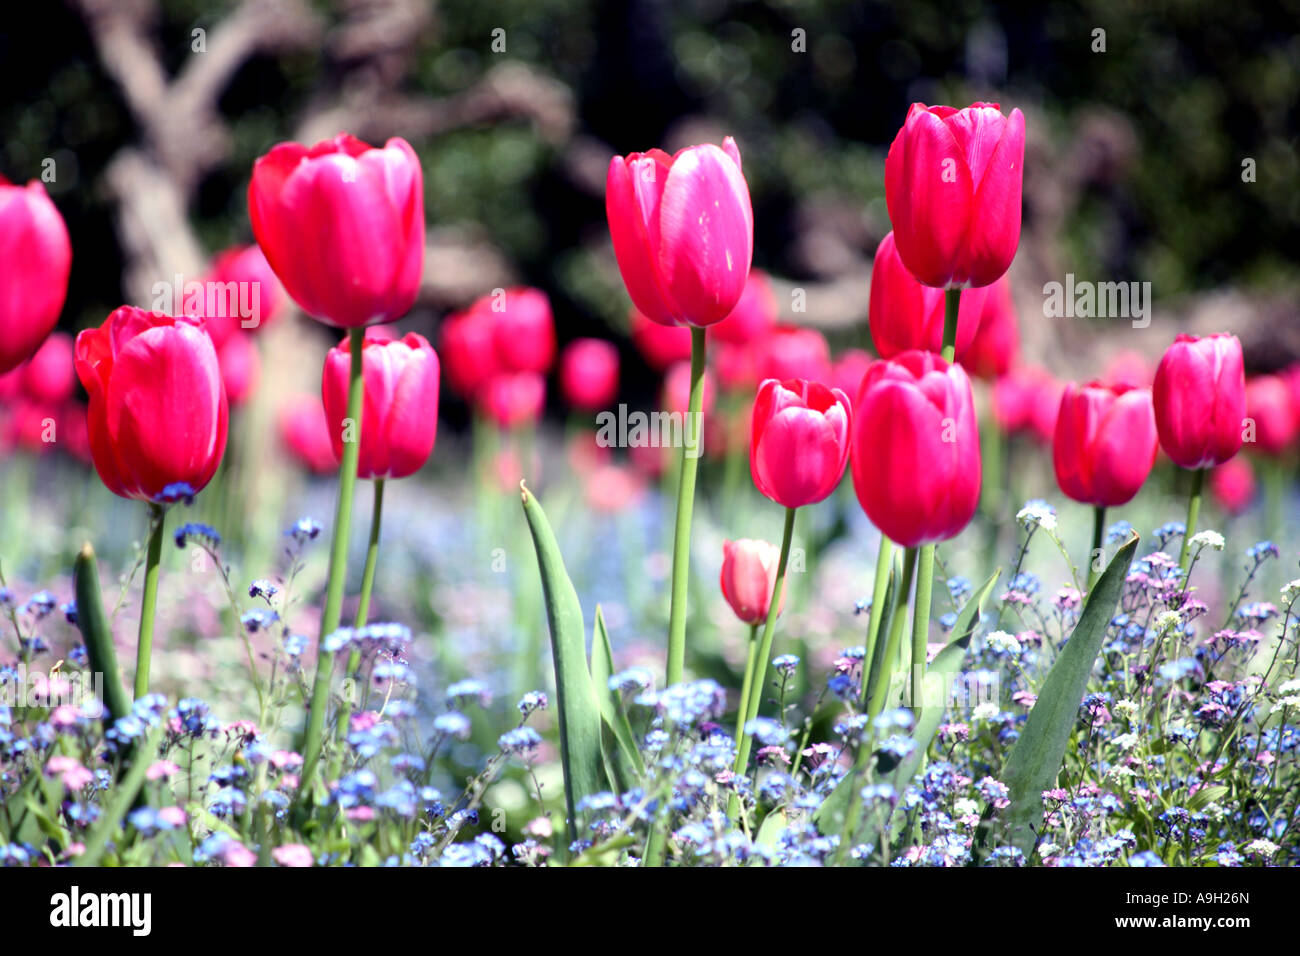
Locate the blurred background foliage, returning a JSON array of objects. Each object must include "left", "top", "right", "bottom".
[{"left": 2, "top": 0, "right": 1298, "bottom": 368}]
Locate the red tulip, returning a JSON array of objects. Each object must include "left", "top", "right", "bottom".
[
  {"left": 19, "top": 332, "right": 75, "bottom": 405},
  {"left": 440, "top": 304, "right": 502, "bottom": 399},
  {"left": 757, "top": 326, "right": 832, "bottom": 384},
  {"left": 993, "top": 366, "right": 1062, "bottom": 443},
  {"left": 0, "top": 177, "right": 72, "bottom": 374},
  {"left": 279, "top": 395, "right": 338, "bottom": 474},
  {"left": 606, "top": 138, "right": 754, "bottom": 327},
  {"left": 751, "top": 378, "right": 851, "bottom": 508},
  {"left": 248, "top": 133, "right": 424, "bottom": 328},
  {"left": 868, "top": 231, "right": 981, "bottom": 359},
  {"left": 1152, "top": 333, "right": 1245, "bottom": 470},
  {"left": 322, "top": 332, "right": 440, "bottom": 479},
  {"left": 720, "top": 538, "right": 784, "bottom": 626},
  {"left": 74, "top": 307, "right": 228, "bottom": 501},
  {"left": 1209, "top": 457, "right": 1255, "bottom": 516},
  {"left": 630, "top": 308, "right": 693, "bottom": 371},
  {"left": 480, "top": 371, "right": 546, "bottom": 429},
  {"left": 961, "top": 276, "right": 1018, "bottom": 379},
  {"left": 560, "top": 338, "right": 619, "bottom": 411},
  {"left": 488, "top": 287, "right": 556, "bottom": 375},
  {"left": 884, "top": 102, "right": 1025, "bottom": 289},
  {"left": 1052, "top": 382, "right": 1157, "bottom": 507},
  {"left": 831, "top": 349, "right": 874, "bottom": 401},
  {"left": 216, "top": 332, "right": 260, "bottom": 405},
  {"left": 1244, "top": 374, "right": 1298, "bottom": 456},
  {"left": 204, "top": 245, "right": 286, "bottom": 341},
  {"left": 710, "top": 270, "right": 777, "bottom": 345},
  {"left": 851, "top": 352, "right": 980, "bottom": 546}
]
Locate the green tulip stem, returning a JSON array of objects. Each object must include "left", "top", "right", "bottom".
[
  {"left": 868, "top": 546, "right": 917, "bottom": 717},
  {"left": 1177, "top": 469, "right": 1205, "bottom": 574},
  {"left": 133, "top": 502, "right": 166, "bottom": 699},
  {"left": 732, "top": 622, "right": 761, "bottom": 753},
  {"left": 1089, "top": 504, "right": 1107, "bottom": 592},
  {"left": 860, "top": 536, "right": 894, "bottom": 709},
  {"left": 301, "top": 326, "right": 366, "bottom": 797},
  {"left": 910, "top": 543, "right": 935, "bottom": 707},
  {"left": 665, "top": 326, "right": 707, "bottom": 686},
  {"left": 941, "top": 288, "right": 961, "bottom": 363}
]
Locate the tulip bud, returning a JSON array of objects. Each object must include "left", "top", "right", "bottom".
[
  {"left": 440, "top": 304, "right": 502, "bottom": 400},
  {"left": 751, "top": 378, "right": 852, "bottom": 508},
  {"left": 884, "top": 102, "right": 1025, "bottom": 288},
  {"left": 720, "top": 538, "right": 784, "bottom": 626},
  {"left": 630, "top": 308, "right": 693, "bottom": 371},
  {"left": 1052, "top": 381, "right": 1157, "bottom": 507},
  {"left": 960, "top": 276, "right": 1019, "bottom": 379},
  {"left": 831, "top": 349, "right": 874, "bottom": 402},
  {"left": 74, "top": 307, "right": 228, "bottom": 501},
  {"left": 757, "top": 326, "right": 832, "bottom": 384},
  {"left": 1209, "top": 457, "right": 1255, "bottom": 516},
  {"left": 249, "top": 133, "right": 424, "bottom": 328},
  {"left": 203, "top": 245, "right": 286, "bottom": 342},
  {"left": 279, "top": 394, "right": 338, "bottom": 474},
  {"left": 868, "top": 231, "right": 981, "bottom": 359},
  {"left": 19, "top": 332, "right": 76, "bottom": 405},
  {"left": 216, "top": 332, "right": 260, "bottom": 406},
  {"left": 852, "top": 351, "right": 981, "bottom": 546},
  {"left": 606, "top": 138, "right": 754, "bottom": 327},
  {"left": 560, "top": 338, "right": 619, "bottom": 412},
  {"left": 481, "top": 370, "right": 546, "bottom": 429},
  {"left": 1245, "top": 374, "right": 1298, "bottom": 456},
  {"left": 490, "top": 287, "right": 556, "bottom": 375},
  {"left": 322, "top": 332, "right": 440, "bottom": 479},
  {"left": 0, "top": 178, "right": 72, "bottom": 374},
  {"left": 1152, "top": 333, "right": 1246, "bottom": 470},
  {"left": 710, "top": 270, "right": 777, "bottom": 345},
  {"left": 993, "top": 367, "right": 1062, "bottom": 443}
]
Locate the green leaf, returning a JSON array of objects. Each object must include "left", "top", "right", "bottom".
[
  {"left": 520, "top": 482, "right": 604, "bottom": 845},
  {"left": 74, "top": 722, "right": 165, "bottom": 867},
  {"left": 73, "top": 543, "right": 133, "bottom": 727},
  {"left": 978, "top": 535, "right": 1138, "bottom": 860},
  {"left": 590, "top": 604, "right": 646, "bottom": 785},
  {"left": 1187, "top": 785, "right": 1229, "bottom": 812}
]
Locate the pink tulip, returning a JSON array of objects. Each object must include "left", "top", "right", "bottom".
[
  {"left": 720, "top": 538, "right": 784, "bottom": 626},
  {"left": 322, "top": 332, "right": 440, "bottom": 479},
  {"left": 710, "top": 270, "right": 777, "bottom": 345},
  {"left": 993, "top": 366, "right": 1062, "bottom": 443},
  {"left": 662, "top": 361, "right": 715, "bottom": 417},
  {"left": 489, "top": 287, "right": 556, "bottom": 375},
  {"left": 440, "top": 303, "right": 502, "bottom": 399},
  {"left": 204, "top": 244, "right": 286, "bottom": 342},
  {"left": 630, "top": 308, "right": 693, "bottom": 371},
  {"left": 18, "top": 332, "right": 75, "bottom": 405},
  {"left": 831, "top": 349, "right": 874, "bottom": 402},
  {"left": 606, "top": 138, "right": 754, "bottom": 327},
  {"left": 248, "top": 133, "right": 424, "bottom": 328},
  {"left": 884, "top": 102, "right": 1025, "bottom": 288},
  {"left": 1245, "top": 374, "right": 1298, "bottom": 456},
  {"left": 560, "top": 338, "right": 619, "bottom": 412},
  {"left": 279, "top": 395, "right": 338, "bottom": 474},
  {"left": 757, "top": 326, "right": 832, "bottom": 384},
  {"left": 851, "top": 352, "right": 981, "bottom": 546},
  {"left": 1209, "top": 457, "right": 1255, "bottom": 516},
  {"left": 216, "top": 332, "right": 260, "bottom": 406},
  {"left": 868, "top": 231, "right": 982, "bottom": 359},
  {"left": 1052, "top": 382, "right": 1157, "bottom": 507},
  {"left": 960, "top": 276, "right": 1018, "bottom": 379},
  {"left": 1152, "top": 333, "right": 1245, "bottom": 470},
  {"left": 481, "top": 371, "right": 546, "bottom": 429},
  {"left": 1103, "top": 349, "right": 1153, "bottom": 390},
  {"left": 0, "top": 177, "right": 72, "bottom": 374},
  {"left": 750, "top": 378, "right": 852, "bottom": 508}
]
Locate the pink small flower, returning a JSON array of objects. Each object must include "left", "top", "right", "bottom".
[
  {"left": 346, "top": 806, "right": 376, "bottom": 822},
  {"left": 273, "top": 844, "right": 315, "bottom": 867},
  {"left": 270, "top": 750, "right": 303, "bottom": 770},
  {"left": 219, "top": 841, "right": 257, "bottom": 867},
  {"left": 158, "top": 806, "right": 188, "bottom": 828},
  {"left": 49, "top": 705, "right": 80, "bottom": 729},
  {"left": 350, "top": 711, "right": 381, "bottom": 733},
  {"left": 146, "top": 760, "right": 180, "bottom": 781}
]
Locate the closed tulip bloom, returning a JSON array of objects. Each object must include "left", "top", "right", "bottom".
[
  {"left": 868, "top": 231, "right": 982, "bottom": 359},
  {"left": 720, "top": 538, "right": 784, "bottom": 625},
  {"left": 19, "top": 332, "right": 76, "bottom": 405},
  {"left": 960, "top": 276, "right": 1019, "bottom": 379},
  {"left": 279, "top": 394, "right": 338, "bottom": 474},
  {"left": 758, "top": 326, "right": 832, "bottom": 384},
  {"left": 490, "top": 287, "right": 556, "bottom": 374},
  {"left": 606, "top": 138, "right": 754, "bottom": 327},
  {"left": 1102, "top": 349, "right": 1152, "bottom": 390},
  {"left": 884, "top": 102, "right": 1025, "bottom": 289},
  {"left": 751, "top": 378, "right": 851, "bottom": 508},
  {"left": 1152, "top": 333, "right": 1245, "bottom": 469},
  {"left": 322, "top": 332, "right": 440, "bottom": 480},
  {"left": 1245, "top": 374, "right": 1298, "bottom": 456},
  {"left": 851, "top": 352, "right": 981, "bottom": 547},
  {"left": 630, "top": 308, "right": 693, "bottom": 371},
  {"left": 710, "top": 270, "right": 777, "bottom": 345},
  {"left": 993, "top": 366, "right": 1061, "bottom": 443},
  {"left": 204, "top": 244, "right": 286, "bottom": 340},
  {"left": 662, "top": 361, "right": 715, "bottom": 417},
  {"left": 713, "top": 339, "right": 763, "bottom": 392},
  {"left": 249, "top": 133, "right": 424, "bottom": 328},
  {"left": 216, "top": 332, "right": 260, "bottom": 406},
  {"left": 831, "top": 348, "right": 874, "bottom": 401},
  {"left": 560, "top": 338, "right": 619, "bottom": 411},
  {"left": 440, "top": 304, "right": 502, "bottom": 399},
  {"left": 0, "top": 177, "right": 72, "bottom": 374},
  {"left": 1052, "top": 381, "right": 1157, "bottom": 507},
  {"left": 74, "top": 307, "right": 228, "bottom": 501},
  {"left": 1209, "top": 457, "right": 1255, "bottom": 516},
  {"left": 480, "top": 370, "right": 546, "bottom": 429}
]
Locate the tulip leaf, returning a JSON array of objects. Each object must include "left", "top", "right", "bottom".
[
  {"left": 73, "top": 543, "right": 133, "bottom": 727},
  {"left": 976, "top": 535, "right": 1138, "bottom": 861},
  {"left": 520, "top": 482, "right": 604, "bottom": 844},
  {"left": 590, "top": 604, "right": 646, "bottom": 785}
]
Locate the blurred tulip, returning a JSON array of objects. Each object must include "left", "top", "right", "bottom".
[
  {"left": 852, "top": 351, "right": 980, "bottom": 546},
  {"left": 662, "top": 360, "right": 715, "bottom": 417},
  {"left": 74, "top": 307, "right": 228, "bottom": 501},
  {"left": 489, "top": 287, "right": 556, "bottom": 375},
  {"left": 993, "top": 366, "right": 1062, "bottom": 443},
  {"left": 1209, "top": 456, "right": 1255, "bottom": 516},
  {"left": 585, "top": 463, "right": 643, "bottom": 513},
  {"left": 560, "top": 338, "right": 619, "bottom": 411},
  {"left": 720, "top": 538, "right": 783, "bottom": 625},
  {"left": 1152, "top": 333, "right": 1245, "bottom": 470},
  {"left": 713, "top": 339, "right": 763, "bottom": 392},
  {"left": 831, "top": 348, "right": 874, "bottom": 401},
  {"left": 322, "top": 332, "right": 440, "bottom": 479},
  {"left": 868, "top": 231, "right": 982, "bottom": 359},
  {"left": 757, "top": 326, "right": 832, "bottom": 383},
  {"left": 884, "top": 102, "right": 1025, "bottom": 289},
  {"left": 1244, "top": 374, "right": 1298, "bottom": 456},
  {"left": 216, "top": 331, "right": 260, "bottom": 405},
  {"left": 751, "top": 378, "right": 851, "bottom": 508},
  {"left": 960, "top": 276, "right": 1018, "bottom": 379},
  {"left": 18, "top": 332, "right": 75, "bottom": 405},
  {"left": 279, "top": 395, "right": 338, "bottom": 475},
  {"left": 203, "top": 245, "right": 286, "bottom": 343},
  {"left": 1052, "top": 382, "right": 1157, "bottom": 507},
  {"left": 0, "top": 177, "right": 72, "bottom": 374},
  {"left": 248, "top": 133, "right": 424, "bottom": 328},
  {"left": 710, "top": 270, "right": 777, "bottom": 345},
  {"left": 481, "top": 371, "right": 546, "bottom": 429},
  {"left": 1103, "top": 349, "right": 1152, "bottom": 390},
  {"left": 440, "top": 304, "right": 502, "bottom": 399},
  {"left": 606, "top": 138, "right": 754, "bottom": 327},
  {"left": 630, "top": 308, "right": 693, "bottom": 371}
]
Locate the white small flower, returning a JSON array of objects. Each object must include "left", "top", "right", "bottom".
[
  {"left": 1282, "top": 579, "right": 1300, "bottom": 601},
  {"left": 1269, "top": 696, "right": 1300, "bottom": 714},
  {"left": 1017, "top": 502, "right": 1057, "bottom": 531},
  {"left": 1188, "top": 530, "right": 1225, "bottom": 551},
  {"left": 986, "top": 630, "right": 1022, "bottom": 655},
  {"left": 1111, "top": 732, "right": 1140, "bottom": 751},
  {"left": 1156, "top": 610, "right": 1183, "bottom": 632},
  {"left": 1113, "top": 699, "right": 1139, "bottom": 718},
  {"left": 1244, "top": 839, "right": 1279, "bottom": 859},
  {"left": 1277, "top": 678, "right": 1300, "bottom": 696},
  {"left": 953, "top": 798, "right": 979, "bottom": 817},
  {"left": 1037, "top": 842, "right": 1061, "bottom": 858},
  {"left": 972, "top": 702, "right": 1000, "bottom": 722}
]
